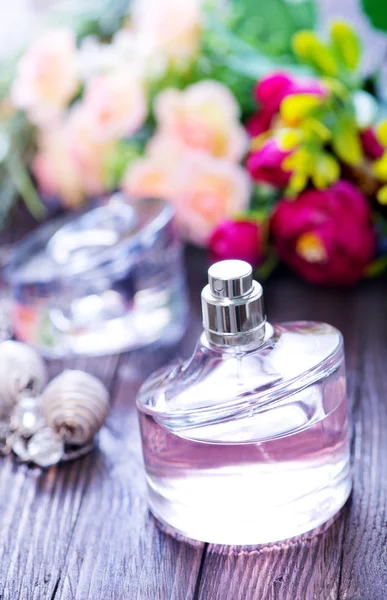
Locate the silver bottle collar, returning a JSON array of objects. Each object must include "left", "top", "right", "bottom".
[{"left": 201, "top": 260, "right": 266, "bottom": 346}]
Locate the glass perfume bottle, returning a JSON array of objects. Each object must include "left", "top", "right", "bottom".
[
  {"left": 137, "top": 260, "right": 351, "bottom": 545},
  {"left": 5, "top": 195, "right": 187, "bottom": 357}
]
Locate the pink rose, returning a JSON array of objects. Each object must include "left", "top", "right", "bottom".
[
  {"left": 271, "top": 180, "right": 376, "bottom": 286},
  {"left": 122, "top": 156, "right": 173, "bottom": 200},
  {"left": 360, "top": 128, "right": 384, "bottom": 160},
  {"left": 122, "top": 133, "right": 251, "bottom": 247},
  {"left": 246, "top": 139, "right": 291, "bottom": 187},
  {"left": 122, "top": 135, "right": 182, "bottom": 200},
  {"left": 246, "top": 72, "right": 325, "bottom": 136},
  {"left": 83, "top": 68, "right": 147, "bottom": 141},
  {"left": 171, "top": 152, "right": 251, "bottom": 246},
  {"left": 32, "top": 127, "right": 85, "bottom": 208},
  {"left": 66, "top": 105, "right": 116, "bottom": 196},
  {"left": 11, "top": 29, "right": 79, "bottom": 126},
  {"left": 154, "top": 81, "right": 248, "bottom": 161},
  {"left": 209, "top": 219, "right": 265, "bottom": 266},
  {"left": 33, "top": 104, "right": 119, "bottom": 208}
]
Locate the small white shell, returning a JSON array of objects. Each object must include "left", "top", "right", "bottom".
[
  {"left": 42, "top": 370, "right": 109, "bottom": 445},
  {"left": 0, "top": 341, "right": 47, "bottom": 411}
]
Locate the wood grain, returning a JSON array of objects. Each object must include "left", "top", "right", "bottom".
[
  {"left": 0, "top": 244, "right": 386, "bottom": 599},
  {"left": 338, "top": 279, "right": 387, "bottom": 600},
  {"left": 195, "top": 274, "right": 365, "bottom": 600},
  {"left": 0, "top": 353, "right": 120, "bottom": 600}
]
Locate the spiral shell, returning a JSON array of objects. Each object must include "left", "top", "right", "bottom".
[
  {"left": 0, "top": 341, "right": 47, "bottom": 411},
  {"left": 42, "top": 370, "right": 109, "bottom": 445}
]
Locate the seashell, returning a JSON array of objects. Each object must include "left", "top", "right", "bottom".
[
  {"left": 27, "top": 427, "right": 64, "bottom": 467},
  {"left": 0, "top": 341, "right": 47, "bottom": 411},
  {"left": 42, "top": 370, "right": 109, "bottom": 445}
]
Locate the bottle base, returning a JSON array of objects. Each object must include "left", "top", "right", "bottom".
[{"left": 147, "top": 472, "right": 352, "bottom": 546}]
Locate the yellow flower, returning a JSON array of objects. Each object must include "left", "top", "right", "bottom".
[
  {"left": 282, "top": 147, "right": 310, "bottom": 173},
  {"left": 376, "top": 120, "right": 387, "bottom": 147},
  {"left": 288, "top": 171, "right": 308, "bottom": 195},
  {"left": 283, "top": 148, "right": 340, "bottom": 194},
  {"left": 280, "top": 93, "right": 323, "bottom": 127},
  {"left": 296, "top": 232, "right": 327, "bottom": 263},
  {"left": 292, "top": 31, "right": 339, "bottom": 76},
  {"left": 301, "top": 119, "right": 331, "bottom": 142},
  {"left": 312, "top": 153, "right": 340, "bottom": 189},
  {"left": 283, "top": 148, "right": 311, "bottom": 194},
  {"left": 373, "top": 151, "right": 387, "bottom": 182},
  {"left": 377, "top": 185, "right": 387, "bottom": 205},
  {"left": 332, "top": 116, "right": 363, "bottom": 166},
  {"left": 277, "top": 129, "right": 303, "bottom": 151},
  {"left": 251, "top": 131, "right": 272, "bottom": 152}
]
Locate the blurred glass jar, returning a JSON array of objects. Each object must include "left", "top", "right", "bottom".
[{"left": 4, "top": 195, "right": 188, "bottom": 357}]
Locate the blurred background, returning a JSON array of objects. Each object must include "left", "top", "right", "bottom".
[{"left": 2, "top": 0, "right": 387, "bottom": 339}]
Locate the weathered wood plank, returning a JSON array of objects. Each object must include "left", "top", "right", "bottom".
[
  {"left": 55, "top": 364, "right": 204, "bottom": 600},
  {"left": 51, "top": 248, "right": 208, "bottom": 600},
  {"left": 195, "top": 273, "right": 365, "bottom": 600},
  {"left": 0, "top": 353, "right": 121, "bottom": 600},
  {"left": 0, "top": 241, "right": 385, "bottom": 599},
  {"left": 338, "top": 279, "right": 387, "bottom": 600}
]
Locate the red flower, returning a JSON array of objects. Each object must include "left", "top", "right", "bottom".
[
  {"left": 246, "top": 72, "right": 326, "bottom": 137},
  {"left": 360, "top": 128, "right": 384, "bottom": 160},
  {"left": 209, "top": 219, "right": 264, "bottom": 267},
  {"left": 271, "top": 180, "right": 376, "bottom": 286},
  {"left": 246, "top": 139, "right": 290, "bottom": 187}
]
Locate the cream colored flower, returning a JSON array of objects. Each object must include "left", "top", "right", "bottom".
[
  {"left": 11, "top": 29, "right": 79, "bottom": 126},
  {"left": 122, "top": 131, "right": 251, "bottom": 246},
  {"left": 131, "top": 0, "right": 202, "bottom": 63},
  {"left": 122, "top": 157, "right": 172, "bottom": 200},
  {"left": 171, "top": 152, "right": 251, "bottom": 245},
  {"left": 122, "top": 136, "right": 182, "bottom": 200},
  {"left": 154, "top": 81, "right": 248, "bottom": 161},
  {"left": 83, "top": 68, "right": 147, "bottom": 141},
  {"left": 66, "top": 104, "right": 116, "bottom": 197},
  {"left": 32, "top": 127, "right": 85, "bottom": 209}
]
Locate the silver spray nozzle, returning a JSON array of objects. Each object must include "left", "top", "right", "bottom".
[{"left": 201, "top": 260, "right": 266, "bottom": 346}]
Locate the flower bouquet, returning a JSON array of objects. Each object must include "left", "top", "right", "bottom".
[
  {"left": 212, "top": 22, "right": 387, "bottom": 285},
  {"left": 2, "top": 0, "right": 387, "bottom": 286}
]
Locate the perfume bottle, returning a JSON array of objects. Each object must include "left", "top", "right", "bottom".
[
  {"left": 137, "top": 260, "right": 351, "bottom": 545},
  {"left": 5, "top": 195, "right": 187, "bottom": 357}
]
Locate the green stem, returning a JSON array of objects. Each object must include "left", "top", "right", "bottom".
[{"left": 6, "top": 151, "right": 46, "bottom": 220}]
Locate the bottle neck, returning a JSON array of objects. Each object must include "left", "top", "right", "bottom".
[{"left": 202, "top": 322, "right": 273, "bottom": 352}]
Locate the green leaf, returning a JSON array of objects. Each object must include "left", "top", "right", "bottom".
[
  {"left": 365, "top": 256, "right": 387, "bottom": 277},
  {"left": 201, "top": 7, "right": 312, "bottom": 114},
  {"left": 362, "top": 0, "right": 387, "bottom": 33},
  {"left": 6, "top": 150, "right": 46, "bottom": 220},
  {"left": 225, "top": 0, "right": 316, "bottom": 58},
  {"left": 331, "top": 115, "right": 363, "bottom": 166},
  {"left": 0, "top": 172, "right": 18, "bottom": 229},
  {"left": 292, "top": 31, "right": 339, "bottom": 76},
  {"left": 255, "top": 250, "right": 279, "bottom": 281},
  {"left": 330, "top": 20, "right": 361, "bottom": 71},
  {"left": 105, "top": 140, "right": 143, "bottom": 190}
]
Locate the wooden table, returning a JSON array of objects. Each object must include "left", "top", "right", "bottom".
[{"left": 1, "top": 245, "right": 385, "bottom": 600}]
